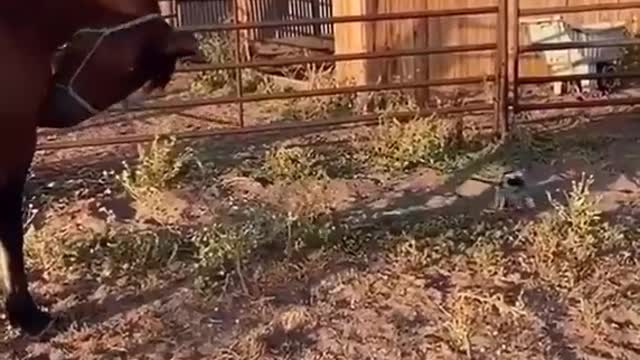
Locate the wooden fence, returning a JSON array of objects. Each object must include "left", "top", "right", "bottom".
[
  {"left": 169, "top": 0, "right": 640, "bottom": 82},
  {"left": 333, "top": 0, "right": 640, "bottom": 84}
]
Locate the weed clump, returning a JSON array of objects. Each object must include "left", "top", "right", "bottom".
[
  {"left": 190, "top": 32, "right": 264, "bottom": 95},
  {"left": 192, "top": 201, "right": 338, "bottom": 294},
  {"left": 117, "top": 135, "right": 194, "bottom": 200},
  {"left": 355, "top": 114, "right": 458, "bottom": 172},
  {"left": 193, "top": 216, "right": 271, "bottom": 294},
  {"left": 26, "top": 223, "right": 191, "bottom": 279},
  {"left": 280, "top": 63, "right": 355, "bottom": 121},
  {"left": 352, "top": 90, "right": 483, "bottom": 173},
  {"left": 524, "top": 173, "right": 625, "bottom": 288},
  {"left": 257, "top": 145, "right": 327, "bottom": 183}
]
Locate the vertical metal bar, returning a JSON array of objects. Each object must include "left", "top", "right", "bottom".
[
  {"left": 494, "top": 0, "right": 509, "bottom": 138},
  {"left": 171, "top": 0, "right": 179, "bottom": 27},
  {"left": 511, "top": 0, "right": 520, "bottom": 118},
  {"left": 233, "top": 0, "right": 245, "bottom": 128},
  {"left": 311, "top": 0, "right": 320, "bottom": 36},
  {"left": 424, "top": 14, "right": 430, "bottom": 106},
  {"left": 298, "top": 0, "right": 305, "bottom": 35},
  {"left": 326, "top": 0, "right": 333, "bottom": 36},
  {"left": 283, "top": 0, "right": 289, "bottom": 37},
  {"left": 293, "top": 0, "right": 301, "bottom": 36},
  {"left": 256, "top": 0, "right": 264, "bottom": 39}
]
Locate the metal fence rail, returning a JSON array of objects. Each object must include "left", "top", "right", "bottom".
[
  {"left": 512, "top": 0, "right": 640, "bottom": 114},
  {"left": 37, "top": 1, "right": 640, "bottom": 152}
]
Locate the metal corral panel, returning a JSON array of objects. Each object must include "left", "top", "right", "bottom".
[
  {"left": 522, "top": 16, "right": 628, "bottom": 94},
  {"left": 176, "top": 0, "right": 333, "bottom": 39},
  {"left": 176, "top": 0, "right": 230, "bottom": 27},
  {"left": 570, "top": 22, "right": 627, "bottom": 64},
  {"left": 280, "top": 0, "right": 333, "bottom": 37}
]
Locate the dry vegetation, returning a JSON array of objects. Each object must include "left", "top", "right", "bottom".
[{"left": 5, "top": 35, "right": 640, "bottom": 360}]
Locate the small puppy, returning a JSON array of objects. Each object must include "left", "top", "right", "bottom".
[{"left": 494, "top": 170, "right": 535, "bottom": 210}]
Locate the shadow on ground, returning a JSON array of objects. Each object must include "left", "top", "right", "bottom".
[{"left": 4, "top": 107, "right": 640, "bottom": 359}]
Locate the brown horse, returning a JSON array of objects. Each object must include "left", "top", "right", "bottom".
[{"left": 0, "top": 0, "right": 198, "bottom": 336}]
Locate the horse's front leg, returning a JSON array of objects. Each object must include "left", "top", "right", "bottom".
[{"left": 0, "top": 168, "right": 52, "bottom": 336}]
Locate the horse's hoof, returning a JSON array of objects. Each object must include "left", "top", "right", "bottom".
[
  {"left": 6, "top": 297, "right": 55, "bottom": 338},
  {"left": 10, "top": 308, "right": 54, "bottom": 338}
]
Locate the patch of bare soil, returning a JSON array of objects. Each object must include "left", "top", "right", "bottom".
[{"left": 6, "top": 78, "right": 640, "bottom": 359}]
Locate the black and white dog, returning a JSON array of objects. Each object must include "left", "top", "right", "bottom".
[{"left": 494, "top": 170, "right": 536, "bottom": 210}]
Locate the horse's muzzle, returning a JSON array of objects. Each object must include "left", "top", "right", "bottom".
[{"left": 38, "top": 85, "right": 98, "bottom": 128}]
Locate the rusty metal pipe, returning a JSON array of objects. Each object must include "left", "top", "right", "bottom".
[
  {"left": 38, "top": 103, "right": 493, "bottom": 151},
  {"left": 520, "top": 1, "right": 640, "bottom": 17},
  {"left": 115, "top": 76, "right": 494, "bottom": 112},
  {"left": 177, "top": 43, "right": 497, "bottom": 73},
  {"left": 233, "top": 0, "right": 245, "bottom": 128},
  {"left": 517, "top": 97, "right": 640, "bottom": 111},
  {"left": 511, "top": 0, "right": 520, "bottom": 114},
  {"left": 519, "top": 71, "right": 640, "bottom": 84},
  {"left": 176, "top": 6, "right": 499, "bottom": 33},
  {"left": 521, "top": 39, "right": 640, "bottom": 53}
]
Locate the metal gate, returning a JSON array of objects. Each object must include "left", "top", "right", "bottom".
[{"left": 174, "top": 0, "right": 333, "bottom": 39}]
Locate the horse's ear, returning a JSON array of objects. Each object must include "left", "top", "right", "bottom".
[{"left": 163, "top": 31, "right": 199, "bottom": 58}]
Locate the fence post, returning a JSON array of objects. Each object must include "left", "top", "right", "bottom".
[
  {"left": 233, "top": 0, "right": 245, "bottom": 128},
  {"left": 494, "top": 0, "right": 509, "bottom": 139},
  {"left": 510, "top": 0, "right": 520, "bottom": 120}
]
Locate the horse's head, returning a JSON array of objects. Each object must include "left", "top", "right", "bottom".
[{"left": 43, "top": 1, "right": 198, "bottom": 124}]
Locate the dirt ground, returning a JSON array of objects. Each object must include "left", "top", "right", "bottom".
[{"left": 3, "top": 75, "right": 640, "bottom": 359}]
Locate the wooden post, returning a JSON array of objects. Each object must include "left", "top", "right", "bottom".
[
  {"left": 332, "top": 0, "right": 430, "bottom": 107},
  {"left": 332, "top": 0, "right": 374, "bottom": 86},
  {"left": 235, "top": 0, "right": 251, "bottom": 62},
  {"left": 413, "top": 10, "right": 430, "bottom": 107}
]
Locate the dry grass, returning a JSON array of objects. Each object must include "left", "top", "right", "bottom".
[
  {"left": 18, "top": 162, "right": 639, "bottom": 359},
  {"left": 190, "top": 196, "right": 339, "bottom": 295},
  {"left": 116, "top": 135, "right": 194, "bottom": 200},
  {"left": 191, "top": 42, "right": 355, "bottom": 123},
  {"left": 523, "top": 173, "right": 625, "bottom": 289},
  {"left": 190, "top": 32, "right": 265, "bottom": 95},
  {"left": 14, "top": 86, "right": 640, "bottom": 360},
  {"left": 353, "top": 113, "right": 465, "bottom": 172},
  {"left": 277, "top": 62, "right": 356, "bottom": 121},
  {"left": 257, "top": 145, "right": 327, "bottom": 183},
  {"left": 442, "top": 293, "right": 478, "bottom": 356},
  {"left": 14, "top": 17, "right": 640, "bottom": 356},
  {"left": 26, "top": 222, "right": 189, "bottom": 279},
  {"left": 350, "top": 89, "right": 487, "bottom": 173}
]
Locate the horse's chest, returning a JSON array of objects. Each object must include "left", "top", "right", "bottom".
[
  {"left": 0, "top": 31, "right": 46, "bottom": 167},
  {"left": 0, "top": 63, "right": 49, "bottom": 119},
  {"left": 0, "top": 31, "right": 49, "bottom": 120}
]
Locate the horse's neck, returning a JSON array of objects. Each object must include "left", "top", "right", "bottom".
[
  {"left": 43, "top": 1, "right": 129, "bottom": 49},
  {"left": 2, "top": 0, "right": 151, "bottom": 52}
]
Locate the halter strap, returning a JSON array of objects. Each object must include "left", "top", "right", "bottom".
[{"left": 58, "top": 13, "right": 164, "bottom": 115}]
